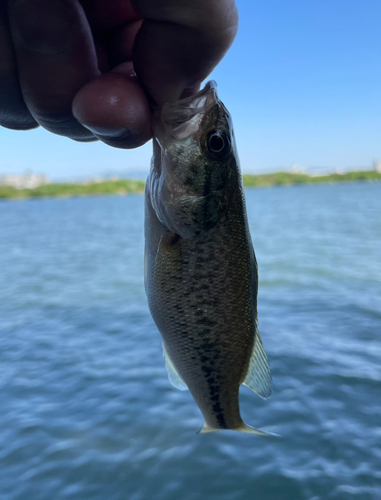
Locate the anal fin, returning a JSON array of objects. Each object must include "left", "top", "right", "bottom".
[
  {"left": 163, "top": 344, "right": 188, "bottom": 391},
  {"left": 242, "top": 326, "right": 272, "bottom": 399}
]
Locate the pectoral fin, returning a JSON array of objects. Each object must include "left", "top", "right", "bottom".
[
  {"left": 163, "top": 344, "right": 188, "bottom": 391},
  {"left": 243, "top": 326, "right": 272, "bottom": 399}
]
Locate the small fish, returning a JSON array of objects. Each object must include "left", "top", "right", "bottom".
[{"left": 145, "top": 81, "right": 274, "bottom": 435}]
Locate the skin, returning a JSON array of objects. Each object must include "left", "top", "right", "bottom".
[
  {"left": 145, "top": 86, "right": 271, "bottom": 432},
  {"left": 0, "top": 0, "right": 238, "bottom": 148}
]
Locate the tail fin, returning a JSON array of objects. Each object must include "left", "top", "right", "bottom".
[
  {"left": 236, "top": 423, "right": 280, "bottom": 437},
  {"left": 197, "top": 422, "right": 217, "bottom": 434},
  {"left": 198, "top": 421, "right": 280, "bottom": 436}
]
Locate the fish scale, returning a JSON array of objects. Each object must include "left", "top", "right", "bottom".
[{"left": 145, "top": 81, "right": 275, "bottom": 435}]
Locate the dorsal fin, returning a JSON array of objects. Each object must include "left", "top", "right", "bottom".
[
  {"left": 243, "top": 326, "right": 272, "bottom": 399},
  {"left": 163, "top": 344, "right": 188, "bottom": 391}
]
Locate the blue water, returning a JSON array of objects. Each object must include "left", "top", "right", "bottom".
[{"left": 0, "top": 182, "right": 380, "bottom": 500}]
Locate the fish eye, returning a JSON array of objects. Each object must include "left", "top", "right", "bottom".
[{"left": 204, "top": 130, "right": 231, "bottom": 160}]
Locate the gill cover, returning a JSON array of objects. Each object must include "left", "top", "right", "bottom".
[{"left": 149, "top": 81, "right": 234, "bottom": 239}]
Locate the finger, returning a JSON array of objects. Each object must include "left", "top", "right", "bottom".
[
  {"left": 80, "top": 0, "right": 141, "bottom": 34},
  {"left": 80, "top": 1, "right": 142, "bottom": 72},
  {"left": 72, "top": 2, "right": 149, "bottom": 147},
  {"left": 94, "top": 37, "right": 111, "bottom": 73},
  {"left": 9, "top": 0, "right": 100, "bottom": 140},
  {"left": 72, "top": 72, "right": 151, "bottom": 148},
  {"left": 131, "top": 0, "right": 238, "bottom": 105},
  {"left": 108, "top": 20, "right": 143, "bottom": 68},
  {"left": 90, "top": 19, "right": 142, "bottom": 73},
  {"left": 0, "top": 4, "right": 37, "bottom": 129}
]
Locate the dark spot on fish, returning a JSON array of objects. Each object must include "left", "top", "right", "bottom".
[
  {"left": 196, "top": 318, "right": 217, "bottom": 327},
  {"left": 208, "top": 385, "right": 220, "bottom": 397},
  {"left": 202, "top": 366, "right": 212, "bottom": 377},
  {"left": 195, "top": 257, "right": 209, "bottom": 264},
  {"left": 216, "top": 413, "right": 227, "bottom": 429},
  {"left": 207, "top": 377, "right": 215, "bottom": 384},
  {"left": 199, "top": 328, "right": 212, "bottom": 337},
  {"left": 212, "top": 402, "right": 223, "bottom": 413}
]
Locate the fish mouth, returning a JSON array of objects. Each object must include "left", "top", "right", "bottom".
[
  {"left": 160, "top": 80, "right": 219, "bottom": 126},
  {"left": 153, "top": 81, "right": 221, "bottom": 142}
]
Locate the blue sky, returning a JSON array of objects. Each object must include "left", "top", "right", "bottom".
[{"left": 1, "top": 0, "right": 380, "bottom": 179}]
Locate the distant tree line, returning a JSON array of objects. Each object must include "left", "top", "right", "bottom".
[{"left": 1, "top": 171, "right": 380, "bottom": 199}]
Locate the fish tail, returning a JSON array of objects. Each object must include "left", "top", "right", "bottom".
[
  {"left": 235, "top": 423, "right": 280, "bottom": 437},
  {"left": 197, "top": 421, "right": 280, "bottom": 436},
  {"left": 197, "top": 421, "right": 218, "bottom": 434}
]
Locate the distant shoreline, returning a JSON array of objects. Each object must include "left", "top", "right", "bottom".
[
  {"left": 242, "top": 170, "right": 381, "bottom": 188},
  {"left": 1, "top": 170, "right": 380, "bottom": 200}
]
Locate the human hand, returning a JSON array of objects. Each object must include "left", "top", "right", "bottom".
[{"left": 1, "top": 0, "right": 238, "bottom": 148}]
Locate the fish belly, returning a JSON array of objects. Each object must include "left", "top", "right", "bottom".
[{"left": 145, "top": 188, "right": 258, "bottom": 430}]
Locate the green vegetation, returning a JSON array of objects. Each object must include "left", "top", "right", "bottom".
[
  {"left": 242, "top": 170, "right": 381, "bottom": 188},
  {"left": 1, "top": 170, "right": 380, "bottom": 200},
  {"left": 0, "top": 179, "right": 145, "bottom": 199}
]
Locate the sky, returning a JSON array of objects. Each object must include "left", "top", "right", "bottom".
[{"left": 0, "top": 0, "right": 380, "bottom": 180}]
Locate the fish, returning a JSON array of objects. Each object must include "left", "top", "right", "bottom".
[{"left": 144, "top": 81, "right": 275, "bottom": 435}]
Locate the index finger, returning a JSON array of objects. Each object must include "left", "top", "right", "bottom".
[{"left": 131, "top": 0, "right": 238, "bottom": 106}]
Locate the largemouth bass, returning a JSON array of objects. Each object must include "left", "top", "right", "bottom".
[{"left": 145, "top": 81, "right": 273, "bottom": 435}]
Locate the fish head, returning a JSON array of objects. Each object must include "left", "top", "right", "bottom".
[{"left": 150, "top": 81, "right": 241, "bottom": 238}]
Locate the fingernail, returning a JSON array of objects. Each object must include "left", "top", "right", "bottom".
[
  {"left": 11, "top": 0, "right": 71, "bottom": 54},
  {"left": 80, "top": 125, "right": 130, "bottom": 139},
  {"left": 80, "top": 124, "right": 148, "bottom": 148}
]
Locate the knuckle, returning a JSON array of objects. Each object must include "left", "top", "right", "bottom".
[{"left": 0, "top": 119, "right": 38, "bottom": 130}]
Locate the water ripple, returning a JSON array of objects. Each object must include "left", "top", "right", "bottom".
[{"left": 0, "top": 184, "right": 380, "bottom": 499}]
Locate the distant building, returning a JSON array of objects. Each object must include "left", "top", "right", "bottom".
[
  {"left": 373, "top": 158, "right": 381, "bottom": 173},
  {"left": 290, "top": 164, "right": 306, "bottom": 174},
  {"left": 0, "top": 171, "right": 50, "bottom": 189},
  {"left": 83, "top": 177, "right": 104, "bottom": 185}
]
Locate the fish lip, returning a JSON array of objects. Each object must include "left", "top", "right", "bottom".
[
  {"left": 159, "top": 80, "right": 219, "bottom": 127},
  {"left": 165, "top": 80, "right": 218, "bottom": 109}
]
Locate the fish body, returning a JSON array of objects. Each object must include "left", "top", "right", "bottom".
[{"left": 145, "top": 81, "right": 273, "bottom": 434}]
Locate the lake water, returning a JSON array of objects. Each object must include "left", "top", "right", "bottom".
[{"left": 0, "top": 182, "right": 380, "bottom": 500}]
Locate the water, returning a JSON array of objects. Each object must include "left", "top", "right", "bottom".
[{"left": 0, "top": 182, "right": 380, "bottom": 500}]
